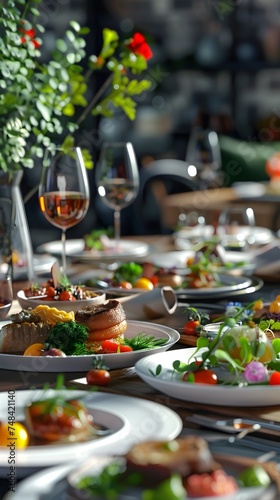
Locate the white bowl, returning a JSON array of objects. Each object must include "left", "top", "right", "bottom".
[{"left": 17, "top": 289, "right": 106, "bottom": 313}]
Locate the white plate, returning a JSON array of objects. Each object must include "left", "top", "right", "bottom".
[
  {"left": 13, "top": 255, "right": 56, "bottom": 279},
  {"left": 0, "top": 320, "right": 180, "bottom": 371},
  {"left": 0, "top": 389, "right": 182, "bottom": 478},
  {"left": 3, "top": 460, "right": 276, "bottom": 500},
  {"left": 16, "top": 289, "right": 106, "bottom": 313},
  {"left": 175, "top": 225, "right": 274, "bottom": 247},
  {"left": 177, "top": 274, "right": 252, "bottom": 296},
  {"left": 37, "top": 238, "right": 150, "bottom": 262},
  {"left": 135, "top": 347, "right": 280, "bottom": 407}
]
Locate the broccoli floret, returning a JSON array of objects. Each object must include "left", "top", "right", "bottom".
[{"left": 44, "top": 321, "right": 90, "bottom": 355}]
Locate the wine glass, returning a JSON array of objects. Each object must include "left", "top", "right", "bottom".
[
  {"left": 39, "top": 147, "right": 90, "bottom": 273},
  {"left": 95, "top": 142, "right": 139, "bottom": 250},
  {"left": 186, "top": 127, "right": 222, "bottom": 189},
  {"left": 218, "top": 206, "right": 255, "bottom": 251}
]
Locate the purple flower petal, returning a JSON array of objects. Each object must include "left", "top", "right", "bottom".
[{"left": 244, "top": 361, "right": 267, "bottom": 383}]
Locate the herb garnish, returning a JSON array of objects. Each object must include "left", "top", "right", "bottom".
[{"left": 124, "top": 332, "right": 168, "bottom": 351}]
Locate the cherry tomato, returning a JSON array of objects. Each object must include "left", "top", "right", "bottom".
[
  {"left": 133, "top": 278, "right": 154, "bottom": 290},
  {"left": 23, "top": 343, "right": 45, "bottom": 356},
  {"left": 149, "top": 275, "right": 159, "bottom": 286},
  {"left": 59, "top": 290, "right": 76, "bottom": 301},
  {"left": 100, "top": 340, "right": 133, "bottom": 353},
  {"left": 182, "top": 369, "right": 218, "bottom": 385},
  {"left": 184, "top": 320, "right": 200, "bottom": 335},
  {"left": 186, "top": 470, "right": 238, "bottom": 497},
  {"left": 0, "top": 422, "right": 29, "bottom": 448},
  {"left": 86, "top": 369, "right": 111, "bottom": 386},
  {"left": 46, "top": 286, "right": 56, "bottom": 298},
  {"left": 269, "top": 371, "right": 280, "bottom": 385}
]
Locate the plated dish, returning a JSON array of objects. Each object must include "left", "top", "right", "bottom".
[
  {"left": 149, "top": 250, "right": 255, "bottom": 275},
  {"left": 17, "top": 289, "right": 106, "bottom": 313},
  {"left": 37, "top": 238, "right": 150, "bottom": 261},
  {"left": 0, "top": 320, "right": 180, "bottom": 371},
  {"left": 0, "top": 389, "right": 182, "bottom": 476},
  {"left": 135, "top": 347, "right": 280, "bottom": 406},
  {"left": 79, "top": 258, "right": 262, "bottom": 299},
  {"left": 176, "top": 276, "right": 263, "bottom": 300},
  {"left": 4, "top": 452, "right": 277, "bottom": 500}
]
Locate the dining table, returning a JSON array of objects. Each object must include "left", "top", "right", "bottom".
[{"left": 1, "top": 233, "right": 280, "bottom": 498}]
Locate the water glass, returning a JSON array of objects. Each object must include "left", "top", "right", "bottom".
[{"left": 218, "top": 206, "right": 255, "bottom": 251}]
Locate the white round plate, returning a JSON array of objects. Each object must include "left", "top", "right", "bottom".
[
  {"left": 217, "top": 225, "right": 275, "bottom": 246},
  {"left": 175, "top": 225, "right": 274, "bottom": 247},
  {"left": 135, "top": 347, "right": 280, "bottom": 407},
  {"left": 3, "top": 459, "right": 277, "bottom": 500},
  {"left": 0, "top": 390, "right": 182, "bottom": 477},
  {"left": 176, "top": 274, "right": 253, "bottom": 296},
  {"left": 0, "top": 320, "right": 180, "bottom": 371},
  {"left": 37, "top": 238, "right": 150, "bottom": 262}
]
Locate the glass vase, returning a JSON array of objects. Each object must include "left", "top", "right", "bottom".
[{"left": 0, "top": 171, "right": 34, "bottom": 284}]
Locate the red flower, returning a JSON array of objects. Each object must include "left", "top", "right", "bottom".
[
  {"left": 20, "top": 27, "right": 40, "bottom": 48},
  {"left": 127, "top": 32, "right": 152, "bottom": 60}
]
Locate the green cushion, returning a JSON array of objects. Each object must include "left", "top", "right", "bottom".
[{"left": 219, "top": 135, "right": 280, "bottom": 186}]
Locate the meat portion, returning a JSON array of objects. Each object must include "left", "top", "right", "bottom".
[
  {"left": 125, "top": 436, "right": 219, "bottom": 486},
  {"left": 75, "top": 299, "right": 127, "bottom": 351},
  {"left": 75, "top": 300, "right": 126, "bottom": 330},
  {"left": 0, "top": 322, "right": 52, "bottom": 353}
]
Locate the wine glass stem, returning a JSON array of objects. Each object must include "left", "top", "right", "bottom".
[
  {"left": 61, "top": 229, "right": 67, "bottom": 273},
  {"left": 114, "top": 209, "right": 121, "bottom": 249}
]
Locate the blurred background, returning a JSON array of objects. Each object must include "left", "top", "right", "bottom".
[{"left": 23, "top": 0, "right": 280, "bottom": 247}]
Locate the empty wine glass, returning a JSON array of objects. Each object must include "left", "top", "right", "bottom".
[
  {"left": 218, "top": 206, "right": 255, "bottom": 251},
  {"left": 186, "top": 127, "right": 222, "bottom": 188},
  {"left": 95, "top": 142, "right": 139, "bottom": 250},
  {"left": 39, "top": 147, "right": 90, "bottom": 273}
]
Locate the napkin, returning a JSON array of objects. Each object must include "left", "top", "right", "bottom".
[
  {"left": 250, "top": 240, "right": 280, "bottom": 275},
  {"left": 120, "top": 286, "right": 178, "bottom": 320}
]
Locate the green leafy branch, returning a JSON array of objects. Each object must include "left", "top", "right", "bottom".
[{"left": 0, "top": 0, "right": 153, "bottom": 175}]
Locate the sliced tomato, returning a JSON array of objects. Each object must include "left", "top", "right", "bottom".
[
  {"left": 184, "top": 320, "right": 200, "bottom": 336},
  {"left": 182, "top": 369, "right": 218, "bottom": 385},
  {"left": 100, "top": 339, "right": 133, "bottom": 353}
]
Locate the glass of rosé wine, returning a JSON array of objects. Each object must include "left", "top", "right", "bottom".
[
  {"left": 95, "top": 142, "right": 139, "bottom": 250},
  {"left": 39, "top": 147, "right": 90, "bottom": 273}
]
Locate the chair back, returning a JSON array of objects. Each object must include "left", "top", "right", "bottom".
[{"left": 133, "top": 159, "right": 199, "bottom": 234}]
